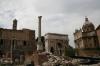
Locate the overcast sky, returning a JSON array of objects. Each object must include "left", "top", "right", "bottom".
[{"left": 0, "top": 0, "right": 100, "bottom": 47}]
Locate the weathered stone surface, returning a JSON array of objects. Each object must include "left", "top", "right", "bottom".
[{"left": 42, "top": 53, "right": 76, "bottom": 66}]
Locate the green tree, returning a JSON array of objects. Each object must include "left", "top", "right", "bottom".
[{"left": 65, "top": 46, "right": 75, "bottom": 57}]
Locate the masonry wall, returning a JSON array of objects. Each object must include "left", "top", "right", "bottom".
[
  {"left": 96, "top": 28, "right": 100, "bottom": 47},
  {"left": 0, "top": 28, "right": 36, "bottom": 63}
]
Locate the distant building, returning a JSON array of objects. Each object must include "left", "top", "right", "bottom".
[
  {"left": 74, "top": 17, "right": 100, "bottom": 57},
  {"left": 44, "top": 33, "right": 69, "bottom": 56},
  {"left": 0, "top": 19, "right": 36, "bottom": 63}
]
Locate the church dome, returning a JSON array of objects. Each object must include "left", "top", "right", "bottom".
[{"left": 82, "top": 17, "right": 95, "bottom": 32}]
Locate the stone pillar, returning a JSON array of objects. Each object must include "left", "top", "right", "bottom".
[{"left": 37, "top": 16, "right": 43, "bottom": 51}]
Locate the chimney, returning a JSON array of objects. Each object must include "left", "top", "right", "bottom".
[{"left": 13, "top": 19, "right": 17, "bottom": 30}]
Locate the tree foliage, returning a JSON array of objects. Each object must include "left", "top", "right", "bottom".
[{"left": 65, "top": 46, "right": 75, "bottom": 57}]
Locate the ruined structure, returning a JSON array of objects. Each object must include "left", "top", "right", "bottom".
[
  {"left": 45, "top": 33, "right": 69, "bottom": 56},
  {"left": 37, "top": 16, "right": 43, "bottom": 51},
  {"left": 0, "top": 19, "right": 36, "bottom": 63},
  {"left": 32, "top": 16, "right": 46, "bottom": 66}
]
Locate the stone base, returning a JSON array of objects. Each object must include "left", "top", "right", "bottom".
[
  {"left": 77, "top": 49, "right": 100, "bottom": 57},
  {"left": 32, "top": 52, "right": 48, "bottom": 66}
]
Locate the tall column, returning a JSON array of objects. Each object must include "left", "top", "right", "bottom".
[{"left": 37, "top": 16, "right": 43, "bottom": 51}]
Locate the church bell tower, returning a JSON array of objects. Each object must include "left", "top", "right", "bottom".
[{"left": 13, "top": 19, "right": 17, "bottom": 30}]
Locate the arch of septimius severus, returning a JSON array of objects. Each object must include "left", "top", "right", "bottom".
[{"left": 44, "top": 33, "right": 69, "bottom": 56}]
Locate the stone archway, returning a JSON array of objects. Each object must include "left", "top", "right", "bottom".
[
  {"left": 57, "top": 43, "right": 62, "bottom": 56},
  {"left": 0, "top": 50, "right": 3, "bottom": 57},
  {"left": 57, "top": 43, "right": 62, "bottom": 48},
  {"left": 50, "top": 47, "right": 54, "bottom": 54}
]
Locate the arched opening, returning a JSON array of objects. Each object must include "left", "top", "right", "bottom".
[
  {"left": 50, "top": 47, "right": 54, "bottom": 54},
  {"left": 57, "top": 43, "right": 62, "bottom": 56},
  {"left": 57, "top": 43, "right": 62, "bottom": 48},
  {"left": 0, "top": 51, "right": 3, "bottom": 58}
]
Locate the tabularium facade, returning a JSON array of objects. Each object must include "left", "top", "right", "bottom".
[{"left": 0, "top": 19, "right": 36, "bottom": 64}]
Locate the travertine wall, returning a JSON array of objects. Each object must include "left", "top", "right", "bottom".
[{"left": 77, "top": 49, "right": 100, "bottom": 57}]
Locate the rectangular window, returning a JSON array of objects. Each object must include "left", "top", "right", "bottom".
[
  {"left": 23, "top": 41, "right": 26, "bottom": 46},
  {"left": 0, "top": 39, "right": 3, "bottom": 45}
]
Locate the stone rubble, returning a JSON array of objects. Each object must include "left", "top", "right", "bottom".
[{"left": 42, "top": 53, "right": 78, "bottom": 66}]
